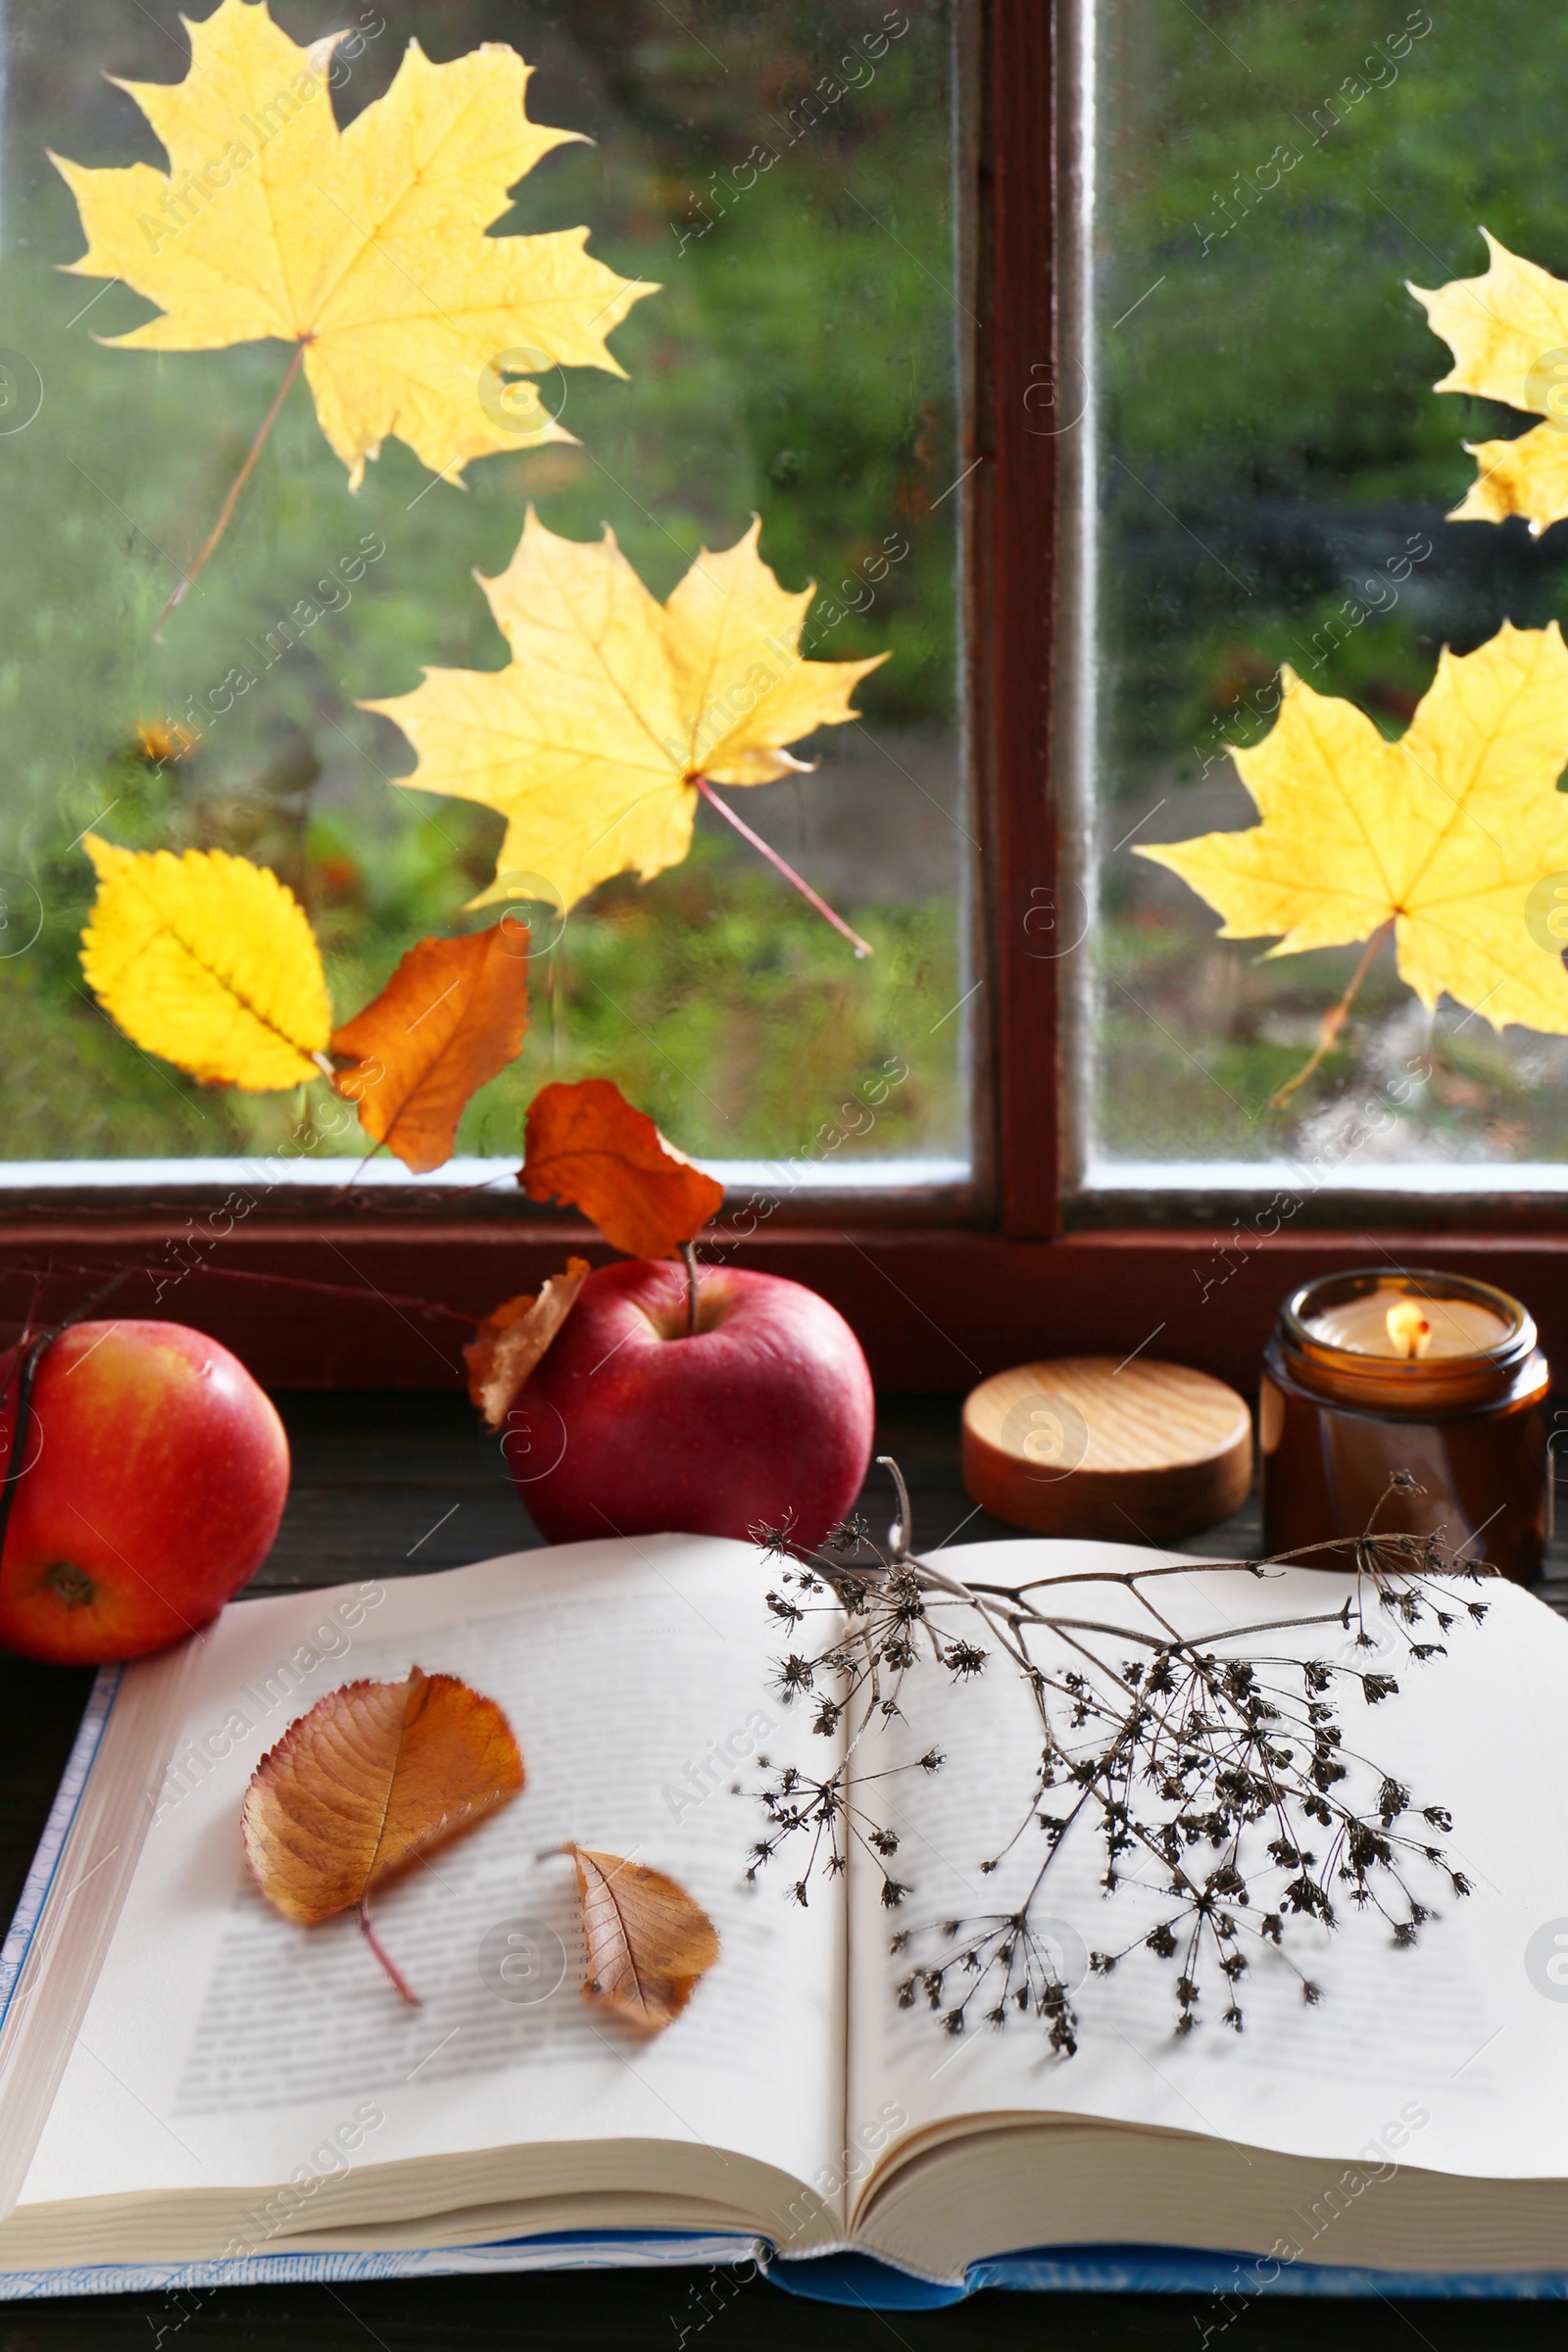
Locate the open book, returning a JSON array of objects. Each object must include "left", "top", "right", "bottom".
[{"left": 4, "top": 1531, "right": 1568, "bottom": 2303}]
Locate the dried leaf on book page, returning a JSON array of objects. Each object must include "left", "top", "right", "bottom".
[
  {"left": 243, "top": 1669, "right": 524, "bottom": 2002},
  {"left": 563, "top": 1842, "right": 718, "bottom": 2032}
]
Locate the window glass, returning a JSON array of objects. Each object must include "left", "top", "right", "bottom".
[
  {"left": 1, "top": 0, "right": 966, "bottom": 1180},
  {"left": 1085, "top": 1, "right": 1568, "bottom": 1193}
]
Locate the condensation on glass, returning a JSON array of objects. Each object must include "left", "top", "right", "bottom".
[
  {"left": 0, "top": 0, "right": 970, "bottom": 1193},
  {"left": 1067, "top": 0, "right": 1568, "bottom": 1213}
]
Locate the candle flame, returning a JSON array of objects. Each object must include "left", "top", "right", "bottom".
[{"left": 1386, "top": 1300, "right": 1433, "bottom": 1360}]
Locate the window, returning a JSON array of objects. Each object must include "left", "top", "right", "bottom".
[
  {"left": 14, "top": 3, "right": 1565, "bottom": 1396},
  {"left": 1, "top": 0, "right": 968, "bottom": 1198},
  {"left": 1076, "top": 0, "right": 1568, "bottom": 1212}
]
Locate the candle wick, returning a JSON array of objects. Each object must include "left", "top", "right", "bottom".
[{"left": 1386, "top": 1301, "right": 1433, "bottom": 1360}]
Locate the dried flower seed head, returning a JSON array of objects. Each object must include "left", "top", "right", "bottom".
[{"left": 744, "top": 1463, "right": 1476, "bottom": 2053}]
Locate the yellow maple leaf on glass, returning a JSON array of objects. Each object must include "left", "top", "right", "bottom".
[
  {"left": 1411, "top": 229, "right": 1568, "bottom": 533},
  {"left": 79, "top": 835, "right": 331, "bottom": 1090},
  {"left": 364, "top": 511, "right": 889, "bottom": 953},
  {"left": 1136, "top": 622, "right": 1568, "bottom": 1103},
  {"left": 53, "top": 0, "right": 654, "bottom": 618}
]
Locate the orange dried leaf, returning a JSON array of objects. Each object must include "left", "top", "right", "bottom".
[
  {"left": 564, "top": 1843, "right": 719, "bottom": 2032},
  {"left": 242, "top": 1668, "right": 524, "bottom": 2001},
  {"left": 520, "top": 1077, "right": 722, "bottom": 1257},
  {"left": 466, "top": 1257, "right": 590, "bottom": 1427},
  {"left": 331, "top": 925, "right": 530, "bottom": 1174}
]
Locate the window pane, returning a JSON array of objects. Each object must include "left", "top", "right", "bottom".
[
  {"left": 1083, "top": 1, "right": 1568, "bottom": 1195},
  {"left": 1, "top": 0, "right": 967, "bottom": 1182}
]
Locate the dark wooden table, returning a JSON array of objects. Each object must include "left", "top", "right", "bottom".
[{"left": 1, "top": 1394, "right": 1563, "bottom": 2349}]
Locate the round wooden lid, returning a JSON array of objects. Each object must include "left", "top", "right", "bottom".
[{"left": 961, "top": 1357, "right": 1253, "bottom": 1543}]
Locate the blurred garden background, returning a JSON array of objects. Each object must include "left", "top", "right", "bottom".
[{"left": 0, "top": 0, "right": 963, "bottom": 1169}]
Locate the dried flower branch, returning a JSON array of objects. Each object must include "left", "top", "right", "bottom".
[{"left": 745, "top": 1462, "right": 1486, "bottom": 2056}]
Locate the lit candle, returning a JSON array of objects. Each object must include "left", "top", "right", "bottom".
[
  {"left": 1261, "top": 1268, "right": 1548, "bottom": 1586},
  {"left": 1301, "top": 1285, "right": 1510, "bottom": 1362}
]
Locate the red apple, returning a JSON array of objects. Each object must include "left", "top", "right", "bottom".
[
  {"left": 0, "top": 1321, "right": 289, "bottom": 1664},
  {"left": 508, "top": 1260, "right": 874, "bottom": 1551}
]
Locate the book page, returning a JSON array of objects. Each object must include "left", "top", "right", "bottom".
[
  {"left": 846, "top": 1538, "right": 1568, "bottom": 2202},
  {"left": 14, "top": 1536, "right": 846, "bottom": 2230}
]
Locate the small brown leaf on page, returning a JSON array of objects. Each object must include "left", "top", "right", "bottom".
[
  {"left": 242, "top": 1670, "right": 524, "bottom": 2003},
  {"left": 466, "top": 1256, "right": 590, "bottom": 1427},
  {"left": 519, "top": 1077, "right": 723, "bottom": 1257},
  {"left": 564, "top": 1842, "right": 718, "bottom": 2031},
  {"left": 331, "top": 926, "right": 530, "bottom": 1174}
]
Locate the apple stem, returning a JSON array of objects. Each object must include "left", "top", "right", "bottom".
[
  {"left": 0, "top": 1269, "right": 137, "bottom": 1570},
  {"left": 692, "top": 776, "right": 874, "bottom": 957},
  {"left": 359, "top": 1896, "right": 421, "bottom": 2006},
  {"left": 679, "top": 1241, "right": 700, "bottom": 1338},
  {"left": 154, "top": 338, "right": 307, "bottom": 641}
]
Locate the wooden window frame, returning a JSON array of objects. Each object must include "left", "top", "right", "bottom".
[{"left": 4, "top": 0, "right": 1566, "bottom": 1395}]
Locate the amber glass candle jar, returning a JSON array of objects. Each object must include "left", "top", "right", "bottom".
[{"left": 1260, "top": 1269, "right": 1548, "bottom": 1586}]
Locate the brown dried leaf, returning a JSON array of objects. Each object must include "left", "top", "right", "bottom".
[
  {"left": 519, "top": 1076, "right": 723, "bottom": 1258},
  {"left": 242, "top": 1669, "right": 524, "bottom": 1999},
  {"left": 465, "top": 1256, "right": 590, "bottom": 1428},
  {"left": 564, "top": 1842, "right": 719, "bottom": 2032}
]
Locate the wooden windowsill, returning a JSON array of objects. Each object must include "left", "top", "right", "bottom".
[{"left": 0, "top": 1214, "right": 1564, "bottom": 1393}]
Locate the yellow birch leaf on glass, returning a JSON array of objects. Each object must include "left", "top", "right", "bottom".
[
  {"left": 364, "top": 511, "right": 888, "bottom": 914},
  {"left": 1136, "top": 621, "right": 1568, "bottom": 1045},
  {"left": 51, "top": 0, "right": 652, "bottom": 492},
  {"left": 1411, "top": 230, "right": 1568, "bottom": 533},
  {"left": 79, "top": 834, "right": 330, "bottom": 1090}
]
